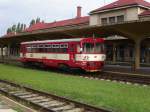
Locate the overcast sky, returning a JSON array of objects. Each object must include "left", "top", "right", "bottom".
[{"left": 0, "top": 0, "right": 149, "bottom": 36}]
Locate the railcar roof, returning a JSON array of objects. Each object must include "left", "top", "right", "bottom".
[{"left": 21, "top": 38, "right": 84, "bottom": 44}]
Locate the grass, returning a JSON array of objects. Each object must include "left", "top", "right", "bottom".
[{"left": 0, "top": 64, "right": 150, "bottom": 112}]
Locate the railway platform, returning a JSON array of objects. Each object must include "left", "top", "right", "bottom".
[
  {"left": 0, "top": 99, "right": 16, "bottom": 112},
  {"left": 0, "top": 95, "right": 35, "bottom": 112},
  {"left": 104, "top": 64, "right": 150, "bottom": 76}
]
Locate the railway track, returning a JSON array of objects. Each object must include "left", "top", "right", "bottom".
[
  {"left": 48, "top": 69, "right": 150, "bottom": 86},
  {"left": 76, "top": 71, "right": 150, "bottom": 86},
  {"left": 59, "top": 70, "right": 148, "bottom": 86},
  {"left": 101, "top": 71, "right": 150, "bottom": 85},
  {"left": 46, "top": 68, "right": 150, "bottom": 86},
  {"left": 0, "top": 80, "right": 111, "bottom": 112},
  {"left": 1, "top": 62, "right": 150, "bottom": 86},
  {"left": 37, "top": 67, "right": 150, "bottom": 86}
]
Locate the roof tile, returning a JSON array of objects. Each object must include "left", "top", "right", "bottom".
[
  {"left": 25, "top": 16, "right": 89, "bottom": 32},
  {"left": 91, "top": 0, "right": 150, "bottom": 14}
]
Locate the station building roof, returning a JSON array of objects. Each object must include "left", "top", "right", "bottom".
[
  {"left": 90, "top": 0, "right": 150, "bottom": 14},
  {"left": 24, "top": 16, "right": 89, "bottom": 32},
  {"left": 2, "top": 16, "right": 89, "bottom": 38}
]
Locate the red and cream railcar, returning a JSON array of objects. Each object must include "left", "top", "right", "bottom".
[{"left": 20, "top": 38, "right": 106, "bottom": 72}]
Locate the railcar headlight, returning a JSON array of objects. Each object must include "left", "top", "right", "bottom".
[
  {"left": 81, "top": 61, "right": 87, "bottom": 65},
  {"left": 102, "top": 55, "right": 106, "bottom": 60}
]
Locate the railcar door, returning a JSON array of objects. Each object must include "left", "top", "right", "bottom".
[{"left": 69, "top": 43, "right": 76, "bottom": 63}]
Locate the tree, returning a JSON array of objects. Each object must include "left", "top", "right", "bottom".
[
  {"left": 6, "top": 22, "right": 27, "bottom": 34},
  {"left": 11, "top": 25, "right": 16, "bottom": 32},
  {"left": 23, "top": 24, "right": 26, "bottom": 30},
  {"left": 36, "top": 17, "right": 40, "bottom": 23},
  {"left": 7, "top": 28, "right": 12, "bottom": 34},
  {"left": 20, "top": 24, "right": 24, "bottom": 31},
  {"left": 17, "top": 23, "right": 21, "bottom": 32},
  {"left": 30, "top": 19, "right": 35, "bottom": 26}
]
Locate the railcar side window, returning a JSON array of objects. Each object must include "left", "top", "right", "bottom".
[
  {"left": 64, "top": 44, "right": 68, "bottom": 48},
  {"left": 38, "top": 44, "right": 44, "bottom": 52},
  {"left": 27, "top": 45, "right": 32, "bottom": 52},
  {"left": 60, "top": 44, "right": 64, "bottom": 48},
  {"left": 32, "top": 45, "right": 37, "bottom": 52},
  {"left": 26, "top": 43, "right": 69, "bottom": 53},
  {"left": 55, "top": 44, "right": 59, "bottom": 48},
  {"left": 46, "top": 44, "right": 52, "bottom": 52}
]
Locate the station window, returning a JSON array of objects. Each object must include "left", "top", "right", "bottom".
[
  {"left": 101, "top": 18, "right": 107, "bottom": 25},
  {"left": 117, "top": 15, "right": 124, "bottom": 23},
  {"left": 109, "top": 16, "right": 116, "bottom": 24}
]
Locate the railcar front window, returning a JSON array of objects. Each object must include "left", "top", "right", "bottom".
[
  {"left": 83, "top": 43, "right": 104, "bottom": 53},
  {"left": 83, "top": 43, "right": 94, "bottom": 53}
]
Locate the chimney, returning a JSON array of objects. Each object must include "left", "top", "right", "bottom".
[{"left": 77, "top": 6, "right": 82, "bottom": 18}]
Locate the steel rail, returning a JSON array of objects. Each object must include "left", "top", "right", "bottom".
[{"left": 0, "top": 79, "right": 111, "bottom": 112}]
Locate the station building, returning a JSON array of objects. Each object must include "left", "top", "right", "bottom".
[
  {"left": 89, "top": 0, "right": 150, "bottom": 66},
  {"left": 0, "top": 0, "right": 150, "bottom": 67}
]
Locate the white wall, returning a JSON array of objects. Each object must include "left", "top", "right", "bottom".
[
  {"left": 126, "top": 7, "right": 139, "bottom": 21},
  {"left": 90, "top": 14, "right": 99, "bottom": 25},
  {"left": 90, "top": 7, "right": 147, "bottom": 26}
]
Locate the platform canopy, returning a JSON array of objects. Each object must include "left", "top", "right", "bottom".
[{"left": 0, "top": 19, "right": 150, "bottom": 45}]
